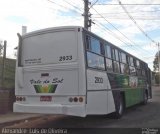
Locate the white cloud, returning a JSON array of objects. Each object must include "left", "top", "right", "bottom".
[
  {"left": 0, "top": 0, "right": 159, "bottom": 70},
  {"left": 90, "top": 0, "right": 160, "bottom": 70}
]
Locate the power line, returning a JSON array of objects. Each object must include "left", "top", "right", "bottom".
[
  {"left": 47, "top": 0, "right": 82, "bottom": 15},
  {"left": 95, "top": 3, "right": 160, "bottom": 5},
  {"left": 89, "top": 0, "right": 99, "bottom": 9},
  {"left": 94, "top": 21, "right": 131, "bottom": 46},
  {"left": 94, "top": 20, "right": 155, "bottom": 57},
  {"left": 92, "top": 8, "right": 149, "bottom": 48},
  {"left": 92, "top": 7, "right": 134, "bottom": 44},
  {"left": 63, "top": 0, "right": 83, "bottom": 13},
  {"left": 92, "top": 9, "right": 160, "bottom": 15},
  {"left": 117, "top": 0, "right": 157, "bottom": 44},
  {"left": 47, "top": 0, "right": 69, "bottom": 10},
  {"left": 93, "top": 17, "right": 160, "bottom": 20},
  {"left": 91, "top": 7, "right": 154, "bottom": 55},
  {"left": 46, "top": 0, "right": 83, "bottom": 25}
]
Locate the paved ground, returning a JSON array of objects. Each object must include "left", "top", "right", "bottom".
[
  {"left": 36, "top": 86, "right": 160, "bottom": 128},
  {"left": 0, "top": 113, "right": 42, "bottom": 128},
  {"left": 0, "top": 113, "right": 41, "bottom": 124},
  {"left": 1, "top": 86, "right": 160, "bottom": 129}
]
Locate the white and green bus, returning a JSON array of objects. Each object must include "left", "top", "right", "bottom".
[{"left": 14, "top": 26, "right": 152, "bottom": 118}]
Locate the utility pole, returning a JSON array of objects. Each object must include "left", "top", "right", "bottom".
[
  {"left": 158, "top": 42, "right": 160, "bottom": 86},
  {"left": 1, "top": 40, "right": 7, "bottom": 88},
  {"left": 83, "top": 0, "right": 92, "bottom": 30}
]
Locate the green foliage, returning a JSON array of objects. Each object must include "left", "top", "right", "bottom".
[
  {"left": 155, "top": 73, "right": 160, "bottom": 85},
  {"left": 153, "top": 50, "right": 160, "bottom": 72},
  {"left": 153, "top": 56, "right": 159, "bottom": 72},
  {"left": 153, "top": 51, "right": 160, "bottom": 85},
  {"left": 0, "top": 41, "right": 3, "bottom": 56}
]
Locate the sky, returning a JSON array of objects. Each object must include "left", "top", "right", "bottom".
[{"left": 0, "top": 0, "right": 160, "bottom": 70}]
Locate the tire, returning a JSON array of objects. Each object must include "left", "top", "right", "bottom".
[
  {"left": 142, "top": 90, "right": 148, "bottom": 105},
  {"left": 113, "top": 94, "right": 124, "bottom": 119}
]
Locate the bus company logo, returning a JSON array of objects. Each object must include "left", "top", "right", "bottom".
[
  {"left": 33, "top": 84, "right": 58, "bottom": 93},
  {"left": 30, "top": 78, "right": 63, "bottom": 93}
]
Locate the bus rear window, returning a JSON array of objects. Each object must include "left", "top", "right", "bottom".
[{"left": 20, "top": 30, "right": 77, "bottom": 66}]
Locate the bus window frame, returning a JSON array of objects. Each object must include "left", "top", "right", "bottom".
[
  {"left": 84, "top": 32, "right": 149, "bottom": 78},
  {"left": 85, "top": 34, "right": 106, "bottom": 71}
]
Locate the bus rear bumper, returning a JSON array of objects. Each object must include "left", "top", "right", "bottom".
[{"left": 13, "top": 103, "right": 86, "bottom": 117}]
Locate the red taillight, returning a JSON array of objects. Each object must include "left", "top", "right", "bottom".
[
  {"left": 69, "top": 97, "right": 73, "bottom": 102},
  {"left": 16, "top": 96, "right": 26, "bottom": 101},
  {"left": 68, "top": 97, "right": 84, "bottom": 103},
  {"left": 16, "top": 97, "right": 20, "bottom": 101},
  {"left": 19, "top": 97, "right": 22, "bottom": 101},
  {"left": 74, "top": 97, "right": 78, "bottom": 102},
  {"left": 79, "top": 97, "right": 83, "bottom": 102}
]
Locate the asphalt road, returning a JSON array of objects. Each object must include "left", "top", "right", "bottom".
[
  {"left": 43, "top": 86, "right": 160, "bottom": 128},
  {"left": 4, "top": 86, "right": 160, "bottom": 129}
]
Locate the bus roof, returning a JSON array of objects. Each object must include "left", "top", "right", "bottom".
[
  {"left": 20, "top": 26, "right": 148, "bottom": 67},
  {"left": 22, "top": 26, "right": 83, "bottom": 39}
]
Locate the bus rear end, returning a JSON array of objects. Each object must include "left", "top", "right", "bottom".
[{"left": 14, "top": 27, "right": 86, "bottom": 117}]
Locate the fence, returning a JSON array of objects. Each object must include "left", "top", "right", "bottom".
[
  {"left": 0, "top": 56, "right": 16, "bottom": 113},
  {"left": 0, "top": 57, "right": 16, "bottom": 89},
  {"left": 0, "top": 89, "right": 15, "bottom": 114}
]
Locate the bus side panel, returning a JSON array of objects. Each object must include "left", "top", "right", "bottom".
[
  {"left": 86, "top": 91, "right": 108, "bottom": 114},
  {"left": 86, "top": 69, "right": 115, "bottom": 115},
  {"left": 147, "top": 68, "right": 152, "bottom": 99},
  {"left": 107, "top": 73, "right": 146, "bottom": 107},
  {"left": 77, "top": 29, "right": 87, "bottom": 96}
]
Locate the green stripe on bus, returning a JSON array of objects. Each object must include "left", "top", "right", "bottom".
[{"left": 125, "top": 88, "right": 144, "bottom": 107}]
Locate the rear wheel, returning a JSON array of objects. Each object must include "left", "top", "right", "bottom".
[
  {"left": 142, "top": 90, "right": 148, "bottom": 105},
  {"left": 113, "top": 94, "right": 124, "bottom": 119}
]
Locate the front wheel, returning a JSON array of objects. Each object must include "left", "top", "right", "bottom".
[{"left": 113, "top": 95, "right": 124, "bottom": 119}]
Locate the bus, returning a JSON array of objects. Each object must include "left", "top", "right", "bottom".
[{"left": 14, "top": 26, "right": 152, "bottom": 118}]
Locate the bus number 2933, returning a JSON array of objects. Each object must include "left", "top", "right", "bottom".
[{"left": 59, "top": 55, "right": 72, "bottom": 61}]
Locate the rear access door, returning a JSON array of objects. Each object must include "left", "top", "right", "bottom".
[{"left": 16, "top": 27, "right": 79, "bottom": 99}]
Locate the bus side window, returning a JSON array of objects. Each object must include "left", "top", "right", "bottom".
[
  {"left": 86, "top": 35, "right": 91, "bottom": 50},
  {"left": 142, "top": 63, "right": 147, "bottom": 76},
  {"left": 112, "top": 48, "right": 115, "bottom": 60},
  {"left": 129, "top": 57, "right": 134, "bottom": 66},
  {"left": 105, "top": 44, "right": 112, "bottom": 58},
  {"left": 105, "top": 44, "right": 113, "bottom": 72},
  {"left": 136, "top": 60, "right": 140, "bottom": 68},
  {"left": 90, "top": 37, "right": 101, "bottom": 54},
  {"left": 100, "top": 42, "right": 105, "bottom": 55},
  {"left": 129, "top": 66, "right": 137, "bottom": 76},
  {"left": 115, "top": 49, "right": 119, "bottom": 61},
  {"left": 112, "top": 48, "right": 119, "bottom": 61},
  {"left": 137, "top": 69, "right": 142, "bottom": 76},
  {"left": 87, "top": 52, "right": 105, "bottom": 70},
  {"left": 113, "top": 61, "right": 120, "bottom": 73},
  {"left": 106, "top": 58, "right": 113, "bottom": 72},
  {"left": 142, "top": 70, "right": 146, "bottom": 76},
  {"left": 121, "top": 52, "right": 127, "bottom": 64},
  {"left": 120, "top": 63, "right": 129, "bottom": 74}
]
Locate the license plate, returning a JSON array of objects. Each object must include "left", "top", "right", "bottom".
[{"left": 40, "top": 96, "right": 52, "bottom": 101}]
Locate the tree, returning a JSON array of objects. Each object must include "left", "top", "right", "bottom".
[
  {"left": 153, "top": 50, "right": 160, "bottom": 85},
  {"left": 155, "top": 73, "right": 160, "bottom": 85},
  {"left": 0, "top": 40, "right": 3, "bottom": 56},
  {"left": 153, "top": 50, "right": 160, "bottom": 72}
]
